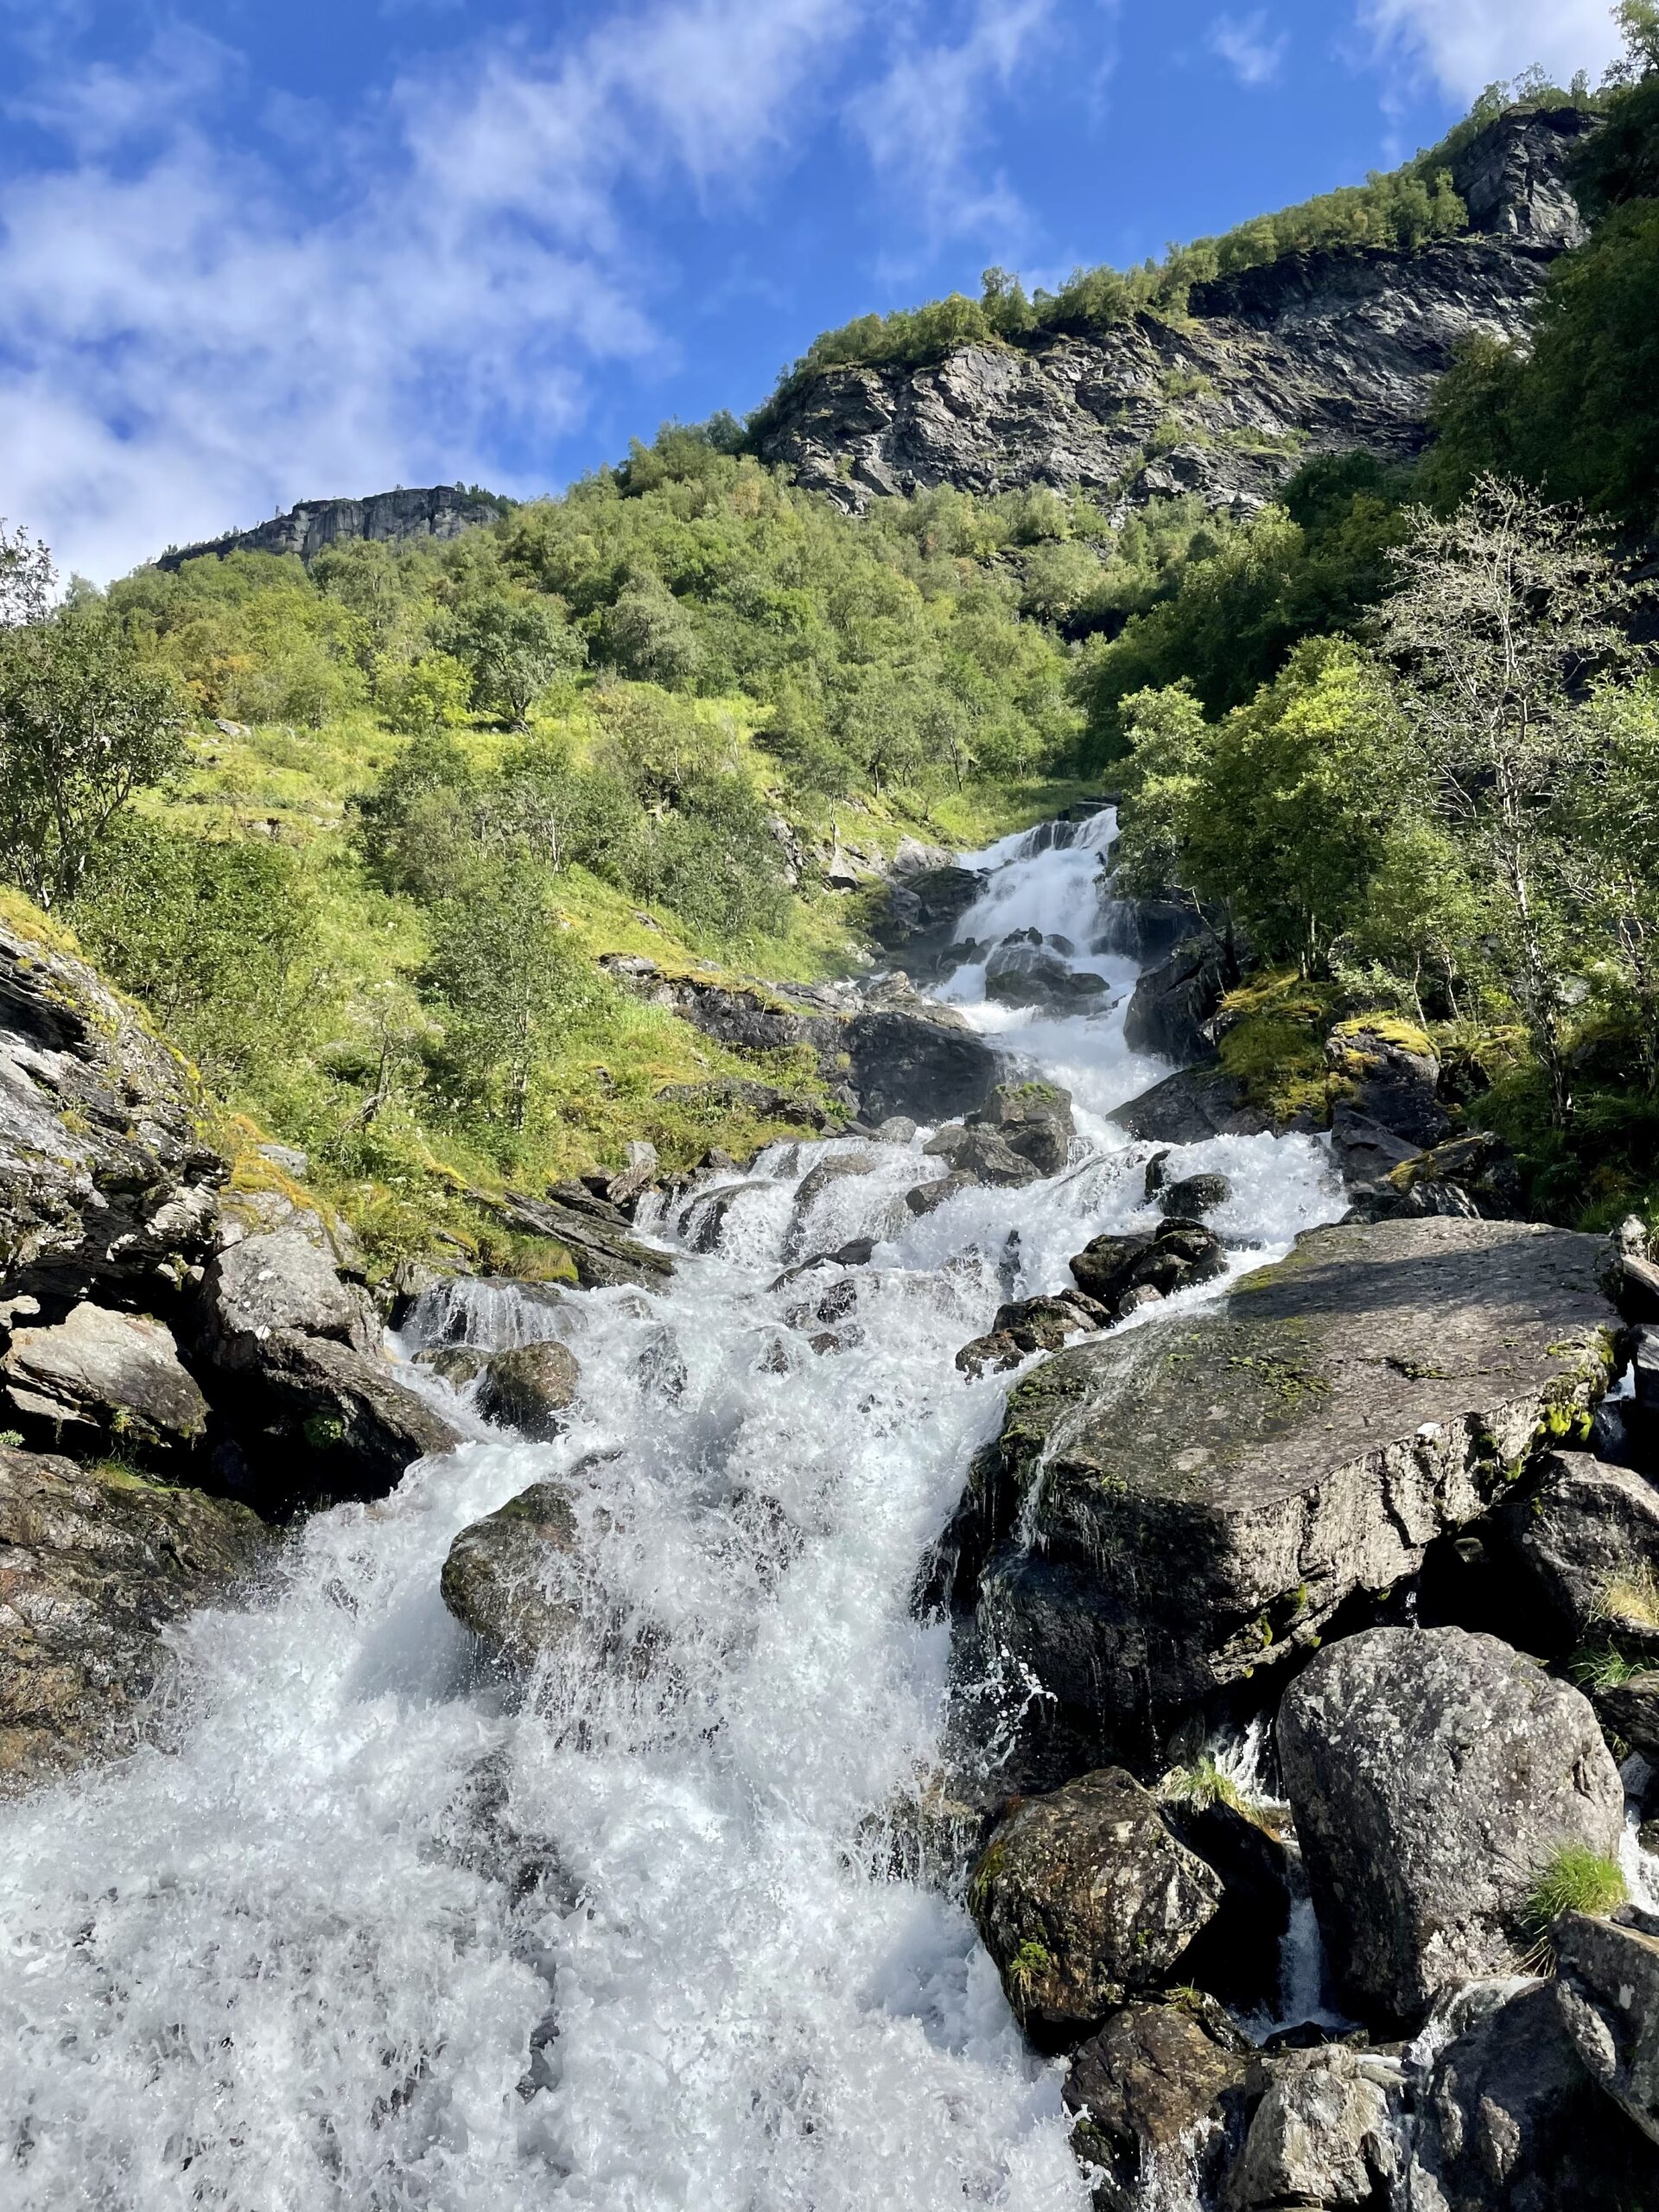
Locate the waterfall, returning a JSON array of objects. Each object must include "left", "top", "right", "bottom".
[{"left": 0, "top": 811, "right": 1347, "bottom": 2211}]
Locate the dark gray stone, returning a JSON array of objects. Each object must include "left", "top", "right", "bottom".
[
  {"left": 1123, "top": 938, "right": 1227, "bottom": 1064},
  {"left": 1490, "top": 1452, "right": 1659, "bottom": 1656},
  {"left": 158, "top": 484, "right": 502, "bottom": 570},
  {"left": 966, "top": 1080, "right": 1076, "bottom": 1178},
  {"left": 1278, "top": 1626, "right": 1624, "bottom": 2024},
  {"left": 1, "top": 1301, "right": 208, "bottom": 1458},
  {"left": 1554, "top": 1910, "right": 1659, "bottom": 2148},
  {"left": 441, "top": 1480, "right": 585, "bottom": 1671},
  {"left": 474, "top": 1341, "right": 582, "bottom": 1441}
]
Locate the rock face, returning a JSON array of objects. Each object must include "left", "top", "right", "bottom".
[
  {"left": 441, "top": 1480, "right": 584, "bottom": 1670},
  {"left": 1, "top": 1302, "right": 208, "bottom": 1459},
  {"left": 756, "top": 111, "right": 1594, "bottom": 516},
  {"left": 1063, "top": 2001, "right": 1248, "bottom": 2209},
  {"left": 1555, "top": 1912, "right": 1659, "bottom": 2147},
  {"left": 1325, "top": 1020, "right": 1449, "bottom": 1150},
  {"left": 1406, "top": 1978, "right": 1656, "bottom": 2211},
  {"left": 1123, "top": 938, "right": 1227, "bottom": 1064},
  {"left": 1224, "top": 2048, "right": 1403, "bottom": 2212},
  {"left": 157, "top": 484, "right": 503, "bottom": 570},
  {"left": 1491, "top": 1452, "right": 1659, "bottom": 1654},
  {"left": 0, "top": 1443, "right": 270, "bottom": 1793},
  {"left": 957, "top": 1217, "right": 1616, "bottom": 1775},
  {"left": 0, "top": 923, "right": 222, "bottom": 1311},
  {"left": 967, "top": 1765, "right": 1223, "bottom": 2044},
  {"left": 198, "top": 1228, "right": 460, "bottom": 1504},
  {"left": 1109, "top": 1064, "right": 1282, "bottom": 1145},
  {"left": 1277, "top": 1626, "right": 1625, "bottom": 2024}
]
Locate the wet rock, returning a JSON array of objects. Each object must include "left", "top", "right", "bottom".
[
  {"left": 983, "top": 944, "right": 1108, "bottom": 1011},
  {"left": 416, "top": 1345, "right": 490, "bottom": 1389},
  {"left": 1325, "top": 1019, "right": 1449, "bottom": 1149},
  {"left": 1278, "top": 1625, "right": 1624, "bottom": 2024},
  {"left": 947, "top": 1127, "right": 1042, "bottom": 1189},
  {"left": 966, "top": 1080, "right": 1075, "bottom": 1178},
  {"left": 1489, "top": 1452, "right": 1659, "bottom": 1656},
  {"left": 793, "top": 1148, "right": 882, "bottom": 1211},
  {"left": 966, "top": 1218, "right": 1618, "bottom": 1777},
  {"left": 680, "top": 1180, "right": 769, "bottom": 1255},
  {"left": 0, "top": 1442, "right": 270, "bottom": 1794},
  {"left": 1064, "top": 2001, "right": 1249, "bottom": 2210},
  {"left": 967, "top": 1766, "right": 1223, "bottom": 2044},
  {"left": 1066, "top": 1219, "right": 1227, "bottom": 1315},
  {"left": 1160, "top": 1794, "right": 1291, "bottom": 2018},
  {"left": 1110, "top": 1065, "right": 1281, "bottom": 1145},
  {"left": 1122, "top": 937, "right": 1227, "bottom": 1064},
  {"left": 1143, "top": 1150, "right": 1173, "bottom": 1198},
  {"left": 603, "top": 1140, "right": 658, "bottom": 1211},
  {"left": 1, "top": 1301, "right": 208, "bottom": 1459},
  {"left": 1224, "top": 2046, "right": 1403, "bottom": 2211},
  {"left": 198, "top": 1229, "right": 461, "bottom": 1503},
  {"left": 1345, "top": 1128, "right": 1524, "bottom": 1224},
  {"left": 474, "top": 1341, "right": 582, "bottom": 1441},
  {"left": 499, "top": 1188, "right": 677, "bottom": 1291},
  {"left": 1406, "top": 1977, "right": 1655, "bottom": 2211},
  {"left": 1157, "top": 1173, "right": 1232, "bottom": 1219},
  {"left": 0, "top": 920, "right": 225, "bottom": 1310},
  {"left": 873, "top": 1116, "right": 918, "bottom": 1144},
  {"left": 905, "top": 1173, "right": 975, "bottom": 1218},
  {"left": 956, "top": 1294, "right": 1106, "bottom": 1379},
  {"left": 842, "top": 1007, "right": 1000, "bottom": 1126},
  {"left": 440, "top": 1480, "right": 584, "bottom": 1670},
  {"left": 1554, "top": 1910, "right": 1659, "bottom": 2146}
]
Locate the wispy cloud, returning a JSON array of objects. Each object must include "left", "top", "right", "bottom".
[
  {"left": 0, "top": 0, "right": 859, "bottom": 581},
  {"left": 855, "top": 0, "right": 1054, "bottom": 260},
  {"left": 1209, "top": 10, "right": 1287, "bottom": 88},
  {"left": 1355, "top": 0, "right": 1622, "bottom": 100}
]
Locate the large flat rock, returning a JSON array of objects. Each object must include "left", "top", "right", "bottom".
[{"left": 961, "top": 1217, "right": 1617, "bottom": 1773}]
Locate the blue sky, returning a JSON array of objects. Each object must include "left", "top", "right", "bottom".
[{"left": 0, "top": 0, "right": 1627, "bottom": 582}]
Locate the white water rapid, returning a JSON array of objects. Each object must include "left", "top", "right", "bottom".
[{"left": 2, "top": 811, "right": 1350, "bottom": 2211}]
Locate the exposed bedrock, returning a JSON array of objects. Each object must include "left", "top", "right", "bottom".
[
  {"left": 0, "top": 1442, "right": 272, "bottom": 1795},
  {"left": 950, "top": 1217, "right": 1618, "bottom": 1777},
  {"left": 755, "top": 109, "right": 1594, "bottom": 517},
  {"left": 1277, "top": 1624, "right": 1624, "bottom": 2025}
]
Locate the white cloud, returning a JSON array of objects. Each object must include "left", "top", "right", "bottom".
[
  {"left": 855, "top": 0, "right": 1053, "bottom": 256},
  {"left": 1210, "top": 10, "right": 1288, "bottom": 87},
  {"left": 0, "top": 0, "right": 858, "bottom": 582},
  {"left": 1356, "top": 0, "right": 1624, "bottom": 100}
]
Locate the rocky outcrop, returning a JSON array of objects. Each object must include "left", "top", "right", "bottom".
[
  {"left": 922, "top": 1122, "right": 1039, "bottom": 1189},
  {"left": 0, "top": 1443, "right": 270, "bottom": 1793},
  {"left": 955, "top": 1217, "right": 1616, "bottom": 1775},
  {"left": 1405, "top": 1977, "right": 1656, "bottom": 2210},
  {"left": 965, "top": 1080, "right": 1075, "bottom": 1177},
  {"left": 1554, "top": 1911, "right": 1659, "bottom": 2147},
  {"left": 0, "top": 923, "right": 222, "bottom": 1312},
  {"left": 1123, "top": 938, "right": 1227, "bottom": 1064},
  {"left": 1067, "top": 1218, "right": 1229, "bottom": 1317},
  {"left": 1, "top": 1302, "right": 207, "bottom": 1459},
  {"left": 441, "top": 1479, "right": 585, "bottom": 1671},
  {"left": 493, "top": 1187, "right": 675, "bottom": 1290},
  {"left": 1224, "top": 2047, "right": 1403, "bottom": 2212},
  {"left": 756, "top": 110, "right": 1596, "bottom": 518},
  {"left": 968, "top": 1765, "right": 1222, "bottom": 2044},
  {"left": 1109, "top": 1064, "right": 1285, "bottom": 1144},
  {"left": 1063, "top": 2000, "right": 1249, "bottom": 2209},
  {"left": 1489, "top": 1452, "right": 1659, "bottom": 1655},
  {"left": 1325, "top": 1020, "right": 1449, "bottom": 1150},
  {"left": 1278, "top": 1626, "right": 1624, "bottom": 2024},
  {"left": 157, "top": 484, "right": 504, "bottom": 570}
]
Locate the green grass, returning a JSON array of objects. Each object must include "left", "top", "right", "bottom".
[
  {"left": 1592, "top": 1560, "right": 1659, "bottom": 1636},
  {"left": 1160, "top": 1756, "right": 1249, "bottom": 1815},
  {"left": 1522, "top": 1842, "right": 1627, "bottom": 1967},
  {"left": 1569, "top": 1643, "right": 1649, "bottom": 1691}
]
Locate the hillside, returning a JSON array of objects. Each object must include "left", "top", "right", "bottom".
[{"left": 753, "top": 105, "right": 1596, "bottom": 516}]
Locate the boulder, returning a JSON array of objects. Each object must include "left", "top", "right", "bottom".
[
  {"left": 1406, "top": 1978, "right": 1655, "bottom": 2211},
  {"left": 474, "top": 1341, "right": 582, "bottom": 1441},
  {"left": 1157, "top": 1173, "right": 1232, "bottom": 1218},
  {"left": 956, "top": 1294, "right": 1107, "bottom": 1378},
  {"left": 1224, "top": 2047, "right": 1403, "bottom": 2212},
  {"left": 0, "top": 921, "right": 224, "bottom": 1310},
  {"left": 1600, "top": 1216, "right": 1659, "bottom": 1325},
  {"left": 1554, "top": 1910, "right": 1659, "bottom": 2146},
  {"left": 1122, "top": 937, "right": 1227, "bottom": 1064},
  {"left": 1160, "top": 1794, "right": 1292, "bottom": 2017},
  {"left": 983, "top": 944, "right": 1108, "bottom": 1010},
  {"left": 498, "top": 1188, "right": 677, "bottom": 1289},
  {"left": 1330, "top": 1103, "right": 1424, "bottom": 1187},
  {"left": 198, "top": 1229, "right": 460, "bottom": 1503},
  {"left": 963, "top": 1217, "right": 1618, "bottom": 1777},
  {"left": 1277, "top": 1625, "right": 1625, "bottom": 2024},
  {"left": 873, "top": 1116, "right": 918, "bottom": 1144},
  {"left": 793, "top": 1148, "right": 882, "bottom": 1212},
  {"left": 1066, "top": 1219, "right": 1228, "bottom": 1315},
  {"left": 1110, "top": 1065, "right": 1281, "bottom": 1145},
  {"left": 0, "top": 1443, "right": 270, "bottom": 1794},
  {"left": 842, "top": 1007, "right": 999, "bottom": 1124},
  {"left": 967, "top": 1765, "right": 1223, "bottom": 2044},
  {"left": 1490, "top": 1452, "right": 1659, "bottom": 1656},
  {"left": 966, "top": 1081, "right": 1076, "bottom": 1178},
  {"left": 1592, "top": 1670, "right": 1659, "bottom": 1759},
  {"left": 1064, "top": 2001, "right": 1248, "bottom": 2210},
  {"left": 1345, "top": 1128, "right": 1525, "bottom": 1223},
  {"left": 945, "top": 1127, "right": 1041, "bottom": 1189},
  {"left": 1325, "top": 1019, "right": 1449, "bottom": 1148},
  {"left": 905, "top": 1173, "right": 975, "bottom": 1217},
  {"left": 1, "top": 1301, "right": 208, "bottom": 1459},
  {"left": 440, "top": 1480, "right": 585, "bottom": 1670},
  {"left": 681, "top": 1181, "right": 769, "bottom": 1255}
]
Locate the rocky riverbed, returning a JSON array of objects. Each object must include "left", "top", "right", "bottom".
[{"left": 1, "top": 814, "right": 1656, "bottom": 2209}]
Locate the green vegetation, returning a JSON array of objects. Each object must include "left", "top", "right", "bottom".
[
  {"left": 1569, "top": 1643, "right": 1649, "bottom": 1689},
  {"left": 1522, "top": 1841, "right": 1627, "bottom": 1962}
]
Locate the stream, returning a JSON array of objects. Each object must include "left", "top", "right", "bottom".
[{"left": 2, "top": 811, "right": 1353, "bottom": 2210}]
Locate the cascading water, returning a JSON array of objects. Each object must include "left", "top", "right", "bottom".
[{"left": 0, "top": 811, "right": 1348, "bottom": 2211}]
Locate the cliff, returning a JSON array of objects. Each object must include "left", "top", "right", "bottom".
[
  {"left": 753, "top": 108, "right": 1598, "bottom": 517},
  {"left": 157, "top": 482, "right": 508, "bottom": 570}
]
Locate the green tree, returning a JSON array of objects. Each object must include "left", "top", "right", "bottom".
[
  {"left": 0, "top": 606, "right": 181, "bottom": 907},
  {"left": 1571, "top": 680, "right": 1659, "bottom": 1089},
  {"left": 449, "top": 589, "right": 583, "bottom": 722},
  {"left": 423, "top": 861, "right": 599, "bottom": 1129},
  {"left": 1376, "top": 477, "right": 1635, "bottom": 1123}
]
